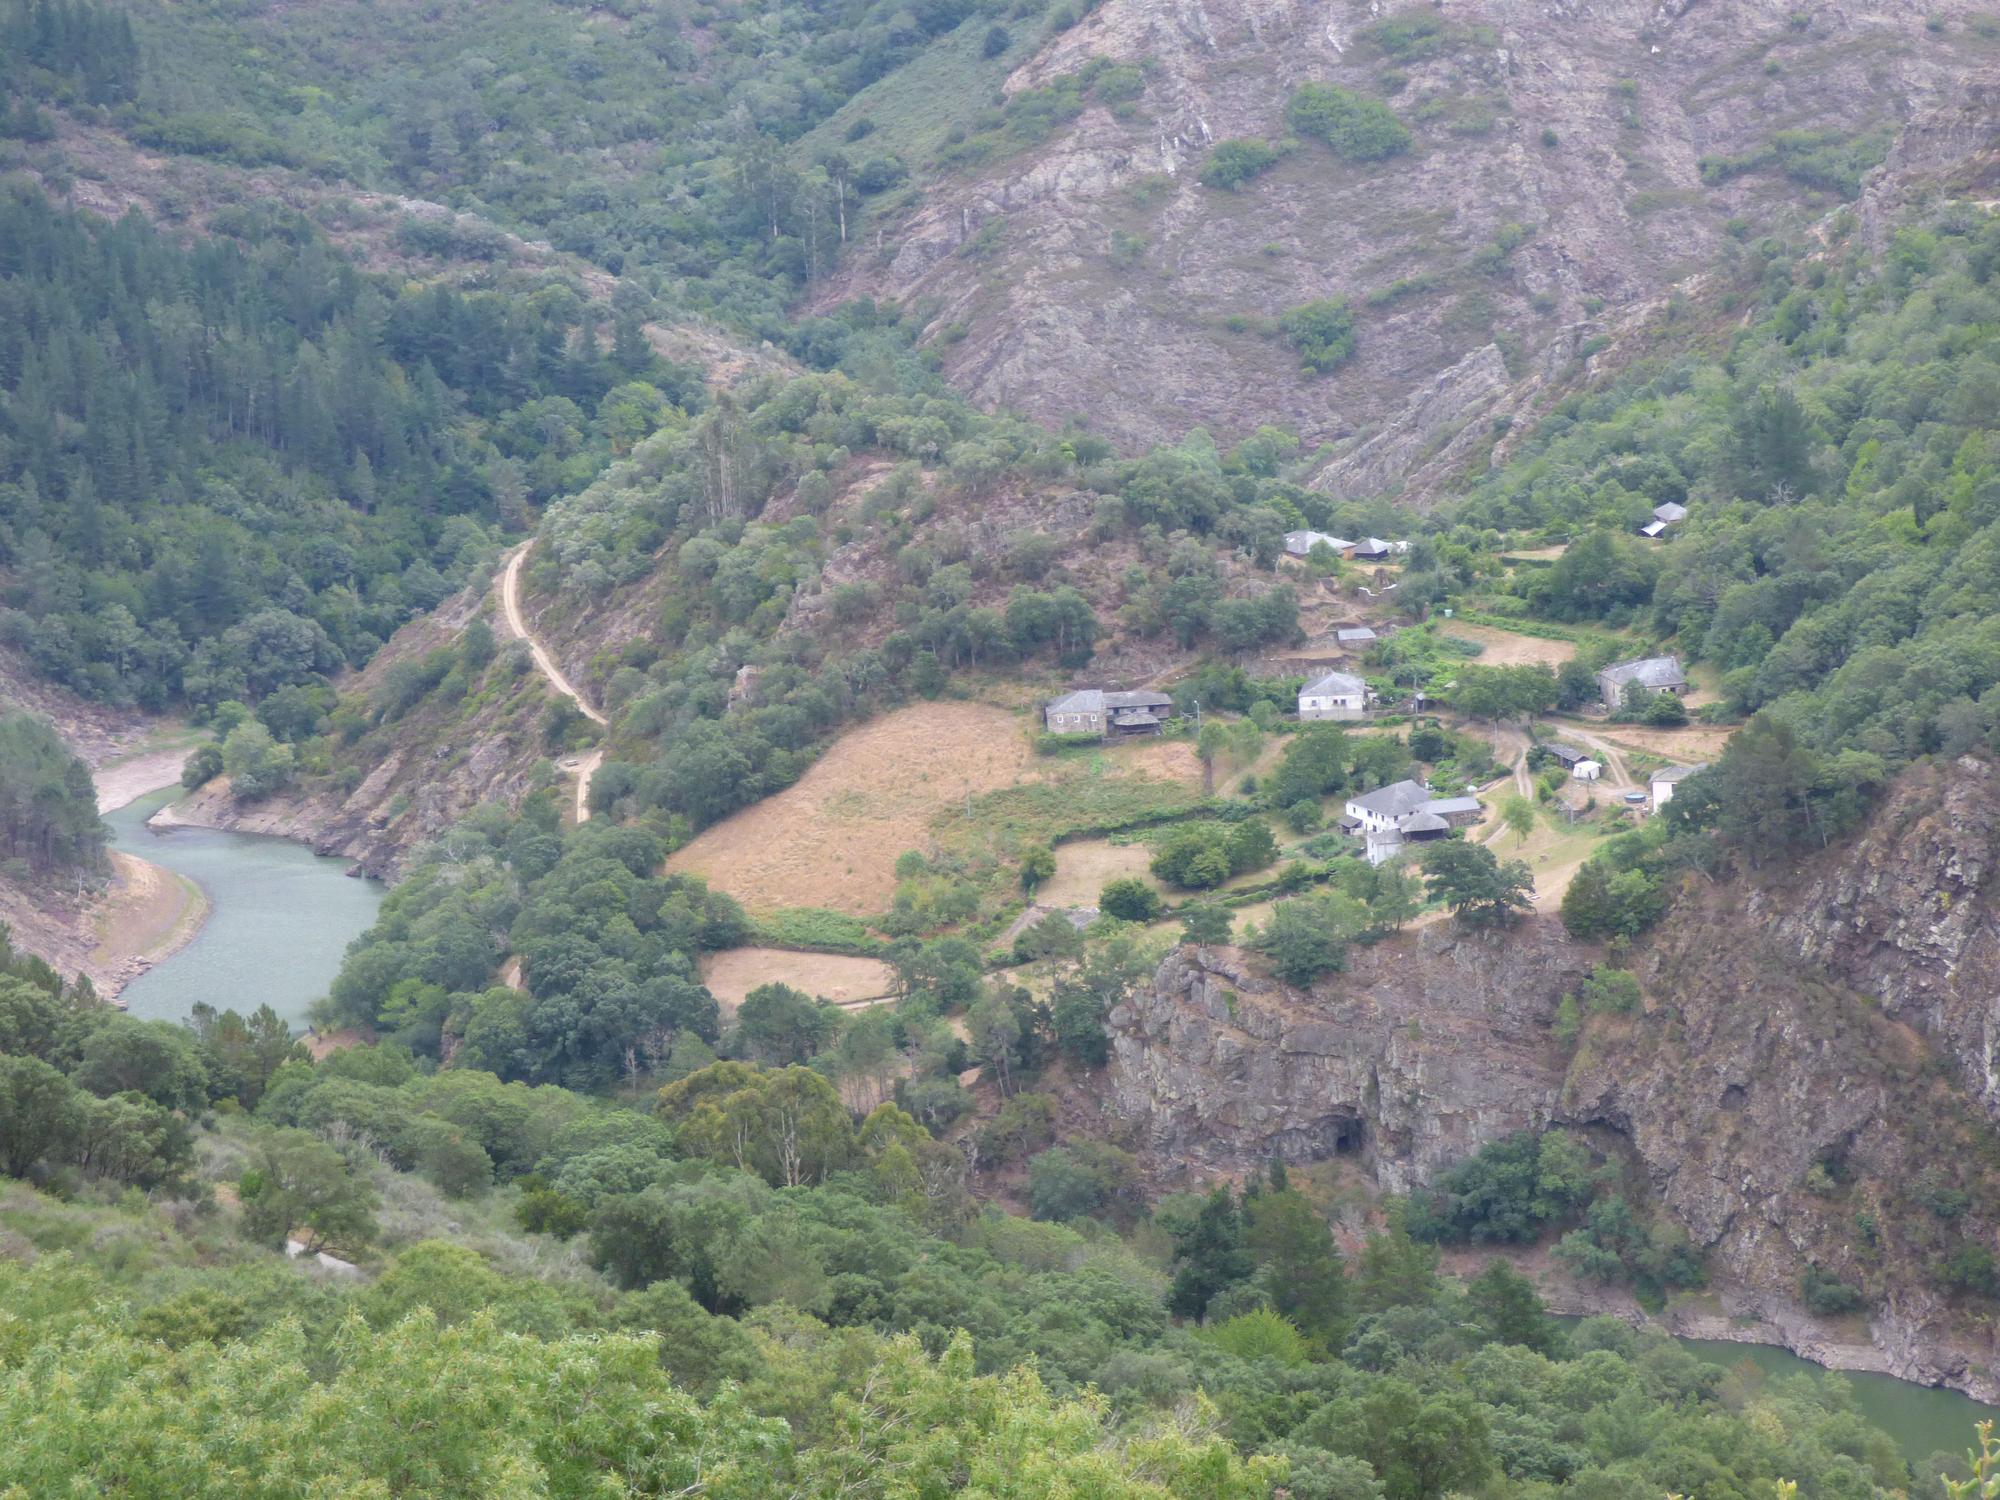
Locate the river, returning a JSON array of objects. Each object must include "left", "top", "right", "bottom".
[
  {"left": 104, "top": 786, "right": 384, "bottom": 1030},
  {"left": 1556, "top": 1316, "right": 1999, "bottom": 1464},
  {"left": 1673, "top": 1335, "right": 1998, "bottom": 1465}
]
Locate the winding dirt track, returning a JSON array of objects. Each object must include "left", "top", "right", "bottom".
[{"left": 498, "top": 544, "right": 605, "bottom": 823}]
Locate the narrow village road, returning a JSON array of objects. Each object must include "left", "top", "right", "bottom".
[{"left": 498, "top": 544, "right": 605, "bottom": 823}]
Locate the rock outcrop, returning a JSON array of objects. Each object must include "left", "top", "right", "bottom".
[
  {"left": 1109, "top": 922, "right": 1586, "bottom": 1188},
  {"left": 1107, "top": 756, "right": 2000, "bottom": 1399},
  {"left": 823, "top": 0, "right": 2000, "bottom": 490}
]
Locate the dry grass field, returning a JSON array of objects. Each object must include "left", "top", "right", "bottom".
[
  {"left": 667, "top": 702, "right": 1038, "bottom": 915},
  {"left": 1035, "top": 839, "right": 1157, "bottom": 909},
  {"left": 699, "top": 948, "right": 897, "bottom": 1008},
  {"left": 1447, "top": 623, "right": 1578, "bottom": 668}
]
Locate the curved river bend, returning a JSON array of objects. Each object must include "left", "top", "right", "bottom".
[{"left": 105, "top": 786, "right": 383, "bottom": 1030}]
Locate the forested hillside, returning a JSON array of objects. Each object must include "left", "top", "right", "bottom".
[
  {"left": 0, "top": 938, "right": 1960, "bottom": 1496},
  {"left": 9, "top": 0, "right": 2000, "bottom": 1489}
]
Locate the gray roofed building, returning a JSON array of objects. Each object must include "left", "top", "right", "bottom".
[
  {"left": 1336, "top": 626, "right": 1377, "bottom": 644},
  {"left": 1303, "top": 669, "right": 1366, "bottom": 697},
  {"left": 1639, "top": 520, "right": 1667, "bottom": 538},
  {"left": 1346, "top": 779, "right": 1434, "bottom": 823},
  {"left": 1597, "top": 655, "right": 1687, "bottom": 708},
  {"left": 1284, "top": 529, "right": 1354, "bottom": 557},
  {"left": 1421, "top": 795, "right": 1483, "bottom": 824},
  {"left": 1649, "top": 761, "right": 1707, "bottom": 811},
  {"left": 1545, "top": 742, "right": 1588, "bottom": 767},
  {"left": 1299, "top": 669, "right": 1367, "bottom": 721},
  {"left": 1044, "top": 688, "right": 1173, "bottom": 736},
  {"left": 1654, "top": 501, "right": 1688, "bottom": 523},
  {"left": 1399, "top": 809, "right": 1450, "bottom": 835}
]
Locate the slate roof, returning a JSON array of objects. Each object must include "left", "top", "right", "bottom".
[
  {"left": 1047, "top": 688, "right": 1173, "bottom": 713},
  {"left": 1546, "top": 742, "right": 1588, "bottom": 765},
  {"left": 1650, "top": 763, "right": 1707, "bottom": 785},
  {"left": 1302, "top": 670, "right": 1366, "bottom": 697},
  {"left": 1398, "top": 810, "right": 1450, "bottom": 834},
  {"left": 1600, "top": 656, "right": 1687, "bottom": 691},
  {"left": 1285, "top": 530, "right": 1353, "bottom": 554},
  {"left": 1349, "top": 779, "right": 1433, "bottom": 818},
  {"left": 1425, "top": 795, "right": 1483, "bottom": 817},
  {"left": 1337, "top": 627, "right": 1378, "bottom": 643},
  {"left": 1653, "top": 502, "right": 1688, "bottom": 522}
]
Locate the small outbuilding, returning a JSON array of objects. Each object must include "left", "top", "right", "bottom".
[
  {"left": 1336, "top": 626, "right": 1378, "bottom": 645},
  {"left": 1573, "top": 759, "right": 1602, "bottom": 782},
  {"left": 1649, "top": 762, "right": 1707, "bottom": 811}
]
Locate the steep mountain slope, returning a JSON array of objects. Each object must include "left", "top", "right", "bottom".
[
  {"left": 820, "top": 0, "right": 2000, "bottom": 492},
  {"left": 1107, "top": 754, "right": 2000, "bottom": 1398}
]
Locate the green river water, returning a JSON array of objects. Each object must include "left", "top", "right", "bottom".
[
  {"left": 1670, "top": 1334, "right": 1997, "bottom": 1465},
  {"left": 105, "top": 786, "right": 383, "bottom": 1031}
]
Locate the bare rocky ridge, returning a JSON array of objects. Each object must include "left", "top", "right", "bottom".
[
  {"left": 825, "top": 0, "right": 2000, "bottom": 494},
  {"left": 1107, "top": 755, "right": 2000, "bottom": 1398}
]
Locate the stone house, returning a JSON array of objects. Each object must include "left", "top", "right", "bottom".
[
  {"left": 1044, "top": 688, "right": 1173, "bottom": 737},
  {"left": 1597, "top": 655, "right": 1687, "bottom": 709}
]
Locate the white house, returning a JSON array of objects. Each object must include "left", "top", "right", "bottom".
[
  {"left": 1650, "top": 763, "right": 1706, "bottom": 811},
  {"left": 1343, "top": 779, "right": 1435, "bottom": 834},
  {"left": 1341, "top": 780, "right": 1484, "bottom": 861},
  {"left": 1573, "top": 759, "right": 1602, "bottom": 782},
  {"left": 1299, "top": 670, "right": 1367, "bottom": 721}
]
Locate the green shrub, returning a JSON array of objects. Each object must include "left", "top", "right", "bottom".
[
  {"left": 1800, "top": 1266, "right": 1866, "bottom": 1316},
  {"left": 1277, "top": 299, "right": 1357, "bottom": 374},
  {"left": 1200, "top": 138, "right": 1282, "bottom": 190},
  {"left": 180, "top": 742, "right": 224, "bottom": 790},
  {"left": 1099, "top": 878, "right": 1162, "bottom": 923},
  {"left": 1284, "top": 83, "right": 1411, "bottom": 162}
]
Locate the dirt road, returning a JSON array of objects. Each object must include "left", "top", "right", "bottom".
[
  {"left": 498, "top": 544, "right": 605, "bottom": 823},
  {"left": 1549, "top": 725, "right": 1637, "bottom": 791}
]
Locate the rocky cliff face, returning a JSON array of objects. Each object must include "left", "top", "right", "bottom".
[
  {"left": 1755, "top": 755, "right": 2000, "bottom": 1120},
  {"left": 1107, "top": 757, "right": 2000, "bottom": 1397},
  {"left": 1108, "top": 922, "right": 1586, "bottom": 1188},
  {"left": 825, "top": 0, "right": 2000, "bottom": 493}
]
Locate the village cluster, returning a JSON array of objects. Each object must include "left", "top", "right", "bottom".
[{"left": 1044, "top": 637, "right": 1707, "bottom": 870}]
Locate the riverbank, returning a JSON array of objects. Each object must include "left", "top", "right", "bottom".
[
  {"left": 109, "top": 787, "right": 385, "bottom": 1029},
  {"left": 86, "top": 849, "right": 210, "bottom": 999},
  {"left": 1442, "top": 1242, "right": 2000, "bottom": 1406}
]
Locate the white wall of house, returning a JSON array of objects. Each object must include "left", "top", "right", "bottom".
[
  {"left": 1651, "top": 778, "right": 1679, "bottom": 809},
  {"left": 1299, "top": 693, "right": 1364, "bottom": 721},
  {"left": 1344, "top": 801, "right": 1401, "bottom": 833}
]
